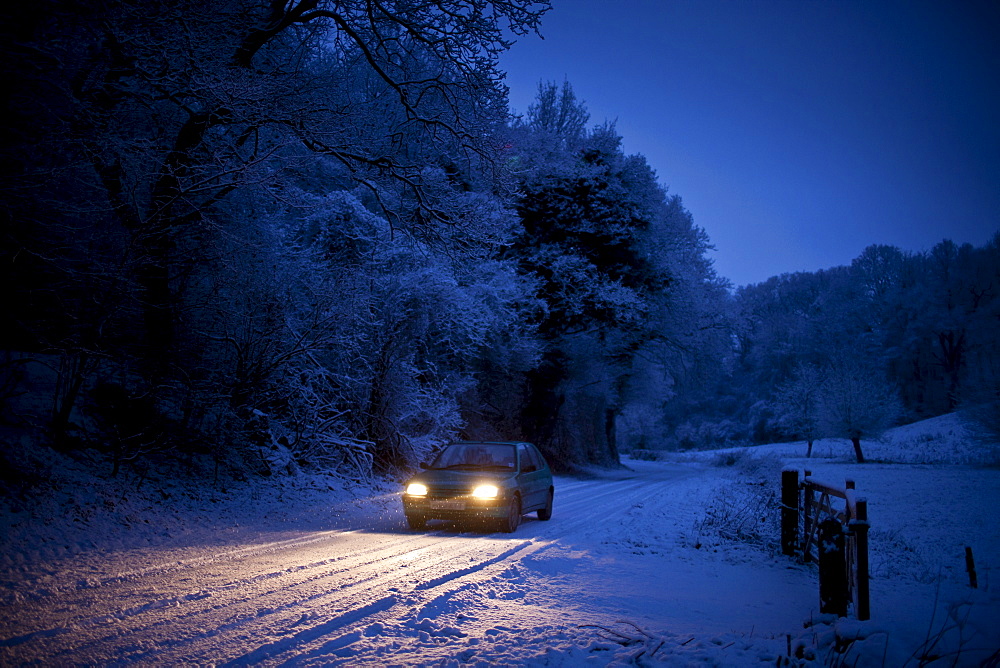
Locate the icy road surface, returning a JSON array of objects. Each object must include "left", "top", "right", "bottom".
[{"left": 1, "top": 461, "right": 819, "bottom": 665}]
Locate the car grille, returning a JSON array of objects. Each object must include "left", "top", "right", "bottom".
[{"left": 425, "top": 486, "right": 467, "bottom": 499}]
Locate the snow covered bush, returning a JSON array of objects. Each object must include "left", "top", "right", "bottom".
[
  {"left": 674, "top": 419, "right": 742, "bottom": 451},
  {"left": 694, "top": 452, "right": 784, "bottom": 551}
]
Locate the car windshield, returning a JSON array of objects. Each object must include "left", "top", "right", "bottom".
[{"left": 429, "top": 443, "right": 516, "bottom": 471}]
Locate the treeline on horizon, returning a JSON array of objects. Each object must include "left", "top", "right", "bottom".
[
  {"left": 1, "top": 1, "right": 997, "bottom": 485},
  {"left": 666, "top": 239, "right": 1000, "bottom": 463}
]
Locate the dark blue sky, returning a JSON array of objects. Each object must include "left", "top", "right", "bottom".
[{"left": 500, "top": 0, "right": 1000, "bottom": 287}]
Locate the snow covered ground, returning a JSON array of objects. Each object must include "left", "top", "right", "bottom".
[{"left": 1, "top": 413, "right": 998, "bottom": 666}]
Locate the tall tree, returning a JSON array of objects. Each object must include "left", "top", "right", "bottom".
[{"left": 509, "top": 82, "right": 722, "bottom": 465}]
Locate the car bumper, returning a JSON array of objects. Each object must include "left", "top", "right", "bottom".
[{"left": 402, "top": 495, "right": 508, "bottom": 520}]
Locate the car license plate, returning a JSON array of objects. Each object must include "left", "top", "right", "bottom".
[{"left": 430, "top": 499, "right": 466, "bottom": 511}]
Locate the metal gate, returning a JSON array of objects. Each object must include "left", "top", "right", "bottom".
[{"left": 781, "top": 469, "right": 870, "bottom": 620}]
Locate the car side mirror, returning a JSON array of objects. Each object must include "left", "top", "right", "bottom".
[{"left": 419, "top": 462, "right": 429, "bottom": 469}]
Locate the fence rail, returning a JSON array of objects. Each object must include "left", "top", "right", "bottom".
[{"left": 781, "top": 469, "right": 870, "bottom": 621}]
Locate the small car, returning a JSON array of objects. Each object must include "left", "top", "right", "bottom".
[{"left": 402, "top": 441, "right": 554, "bottom": 533}]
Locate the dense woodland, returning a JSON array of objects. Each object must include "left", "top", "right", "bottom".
[
  {"left": 668, "top": 240, "right": 1000, "bottom": 462},
  {"left": 1, "top": 1, "right": 997, "bottom": 484}
]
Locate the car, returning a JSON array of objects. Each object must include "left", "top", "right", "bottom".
[{"left": 401, "top": 441, "right": 554, "bottom": 533}]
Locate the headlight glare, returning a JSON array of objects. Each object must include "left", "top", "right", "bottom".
[
  {"left": 406, "top": 483, "right": 428, "bottom": 497},
  {"left": 472, "top": 484, "right": 499, "bottom": 499}
]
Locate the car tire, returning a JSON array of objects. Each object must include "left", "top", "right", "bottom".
[
  {"left": 498, "top": 495, "right": 521, "bottom": 533},
  {"left": 537, "top": 489, "right": 553, "bottom": 521},
  {"left": 405, "top": 513, "right": 427, "bottom": 530}
]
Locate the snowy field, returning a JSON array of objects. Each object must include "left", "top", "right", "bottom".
[{"left": 1, "top": 413, "right": 998, "bottom": 666}]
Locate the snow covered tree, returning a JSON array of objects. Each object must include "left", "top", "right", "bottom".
[
  {"left": 507, "top": 83, "right": 726, "bottom": 465},
  {"left": 772, "top": 363, "right": 825, "bottom": 457},
  {"left": 0, "top": 0, "right": 551, "bottom": 471},
  {"left": 617, "top": 191, "right": 732, "bottom": 453},
  {"left": 817, "top": 355, "right": 902, "bottom": 463},
  {"left": 526, "top": 80, "right": 589, "bottom": 141},
  {"left": 511, "top": 128, "right": 662, "bottom": 463},
  {"left": 251, "top": 185, "right": 540, "bottom": 472},
  {"left": 2, "top": 0, "right": 547, "bottom": 357}
]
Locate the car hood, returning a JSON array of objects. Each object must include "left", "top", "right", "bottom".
[{"left": 408, "top": 469, "right": 516, "bottom": 492}]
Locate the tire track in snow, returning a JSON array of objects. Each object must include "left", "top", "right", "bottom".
[
  {"left": 8, "top": 530, "right": 539, "bottom": 665},
  {"left": 9, "top": 529, "right": 350, "bottom": 605},
  {"left": 232, "top": 540, "right": 557, "bottom": 667},
  {"left": 414, "top": 540, "right": 533, "bottom": 590},
  {"left": 4, "top": 530, "right": 426, "bottom": 632},
  {"left": 220, "top": 593, "right": 402, "bottom": 667},
  {"left": 2, "top": 530, "right": 438, "bottom": 662},
  {"left": 160, "top": 536, "right": 542, "bottom": 665},
  {"left": 534, "top": 477, "right": 664, "bottom": 537}
]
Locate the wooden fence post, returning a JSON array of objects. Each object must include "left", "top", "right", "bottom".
[
  {"left": 802, "top": 470, "right": 813, "bottom": 562},
  {"left": 781, "top": 469, "right": 799, "bottom": 556},
  {"left": 852, "top": 498, "right": 870, "bottom": 621}
]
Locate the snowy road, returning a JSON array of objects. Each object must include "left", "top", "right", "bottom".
[
  {"left": 1, "top": 461, "right": 817, "bottom": 665},
  {"left": 4, "top": 417, "right": 999, "bottom": 665}
]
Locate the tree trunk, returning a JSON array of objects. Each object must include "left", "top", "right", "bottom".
[
  {"left": 523, "top": 352, "right": 568, "bottom": 461},
  {"left": 851, "top": 436, "right": 865, "bottom": 463},
  {"left": 604, "top": 408, "right": 620, "bottom": 465},
  {"left": 51, "top": 351, "right": 89, "bottom": 449},
  {"left": 936, "top": 330, "right": 966, "bottom": 410},
  {"left": 806, "top": 439, "right": 814, "bottom": 458}
]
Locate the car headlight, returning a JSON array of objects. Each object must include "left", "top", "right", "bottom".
[
  {"left": 471, "top": 484, "right": 499, "bottom": 499},
  {"left": 406, "top": 483, "right": 428, "bottom": 497}
]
